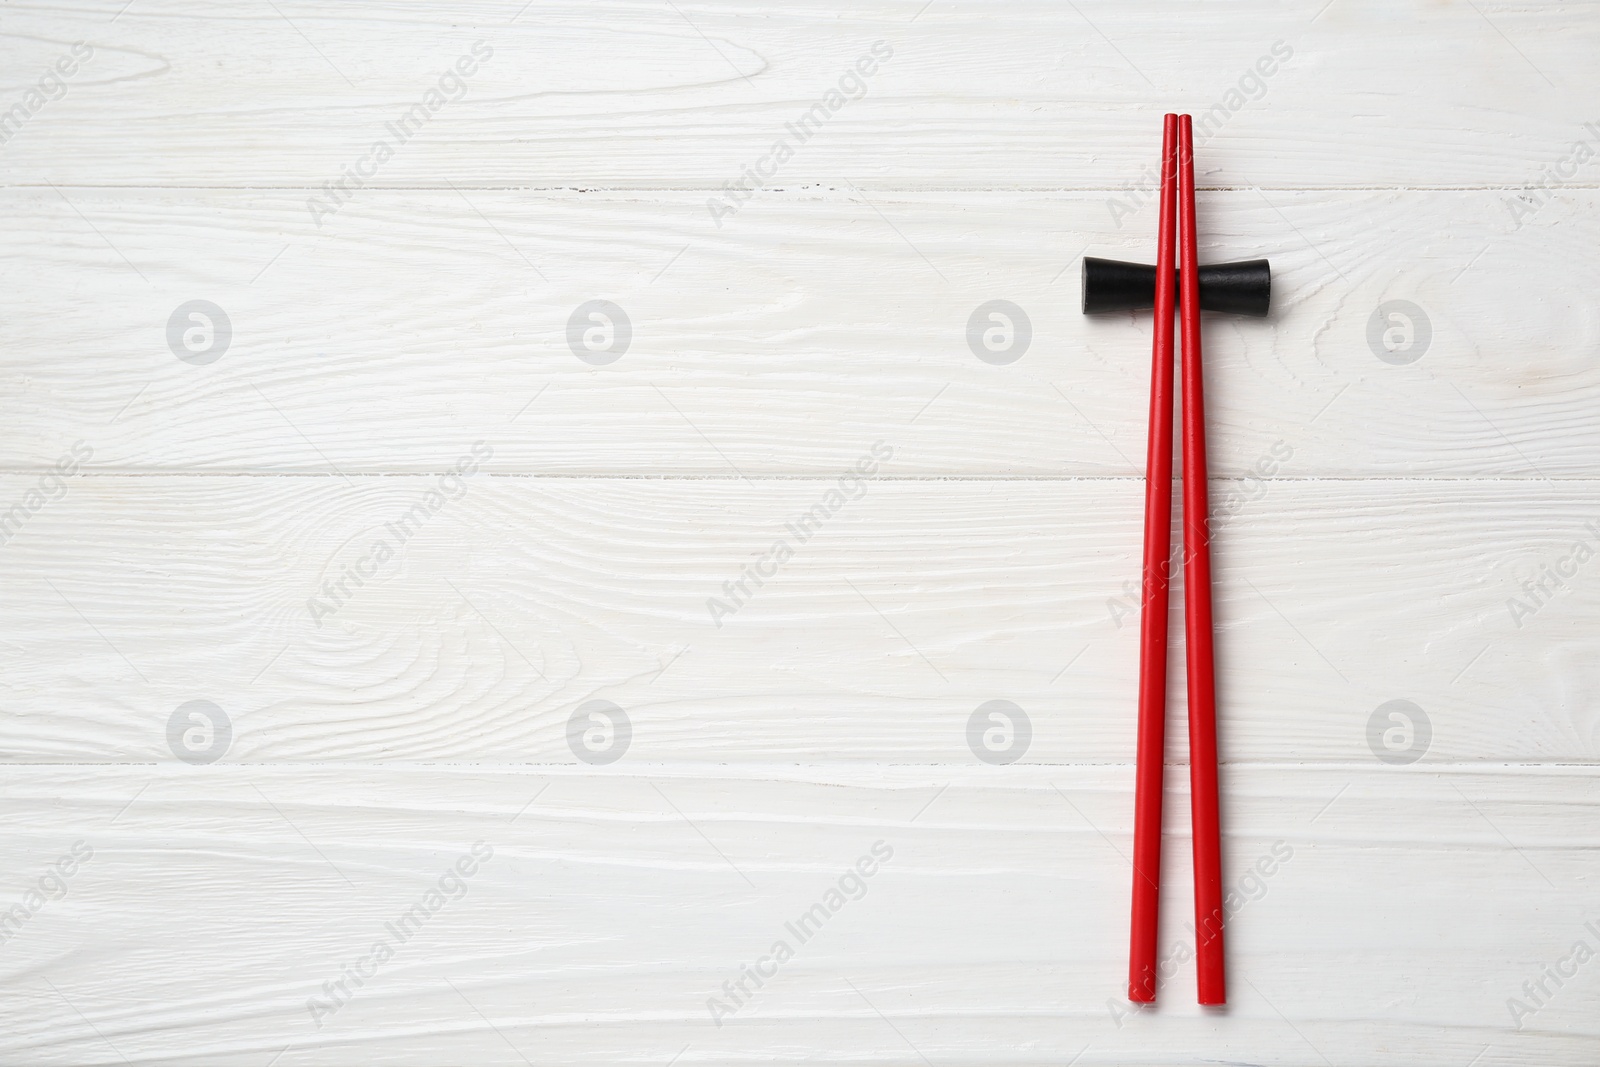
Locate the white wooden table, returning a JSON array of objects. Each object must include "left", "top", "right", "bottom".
[{"left": 2, "top": 2, "right": 1596, "bottom": 1063}]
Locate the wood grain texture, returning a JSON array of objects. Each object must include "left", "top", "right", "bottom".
[
  {"left": 2, "top": 474, "right": 1594, "bottom": 764},
  {"left": 0, "top": 765, "right": 1593, "bottom": 1066},
  {"left": 6, "top": 1, "right": 1600, "bottom": 1061},
  {"left": 0, "top": 1, "right": 1595, "bottom": 189},
  {"left": 3, "top": 187, "right": 1597, "bottom": 476}
]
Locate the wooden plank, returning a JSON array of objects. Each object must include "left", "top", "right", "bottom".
[
  {"left": 0, "top": 1, "right": 1593, "bottom": 189},
  {"left": 6, "top": 3, "right": 1596, "bottom": 1061},
  {"left": 3, "top": 187, "right": 1595, "bottom": 476},
  {"left": 0, "top": 764, "right": 1593, "bottom": 1065},
  {"left": 2, "top": 474, "right": 1594, "bottom": 764}
]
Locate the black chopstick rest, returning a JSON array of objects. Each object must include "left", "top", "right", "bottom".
[{"left": 1082, "top": 256, "right": 1271, "bottom": 317}]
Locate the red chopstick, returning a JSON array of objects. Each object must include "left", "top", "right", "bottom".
[
  {"left": 1128, "top": 113, "right": 1178, "bottom": 1004},
  {"left": 1177, "top": 114, "right": 1226, "bottom": 1006}
]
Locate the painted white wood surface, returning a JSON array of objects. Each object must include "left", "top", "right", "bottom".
[
  {"left": 3, "top": 188, "right": 1596, "bottom": 476},
  {"left": 1, "top": 766, "right": 1596, "bottom": 1066},
  {"left": 3, "top": 0, "right": 1598, "bottom": 1064},
  {"left": 0, "top": 1, "right": 1594, "bottom": 188},
  {"left": 0, "top": 475, "right": 1595, "bottom": 764}
]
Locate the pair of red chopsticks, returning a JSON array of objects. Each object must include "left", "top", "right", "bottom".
[{"left": 1129, "top": 114, "right": 1225, "bottom": 1006}]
